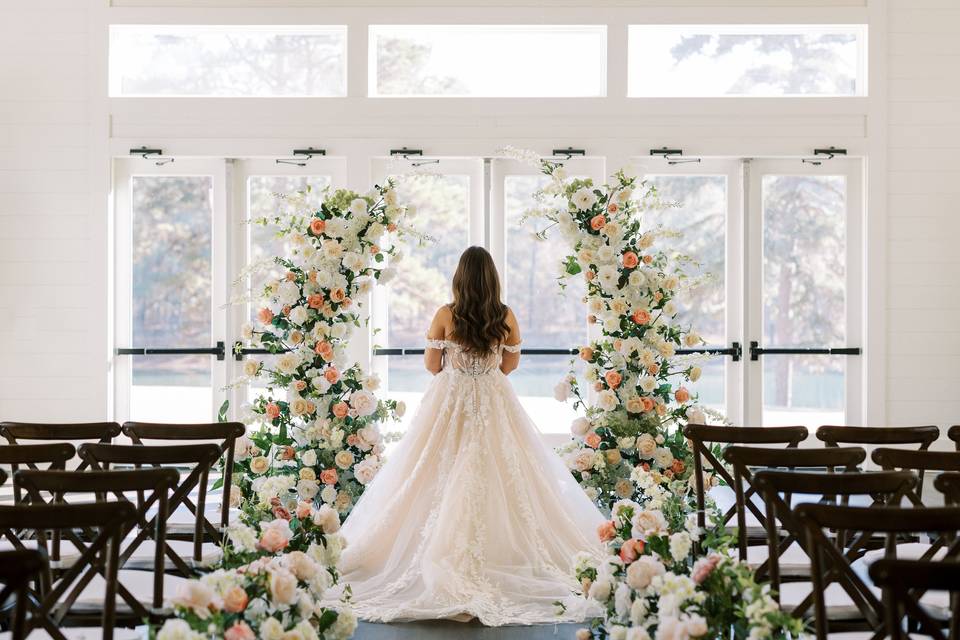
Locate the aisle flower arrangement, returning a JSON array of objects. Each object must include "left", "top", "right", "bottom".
[
  {"left": 574, "top": 501, "right": 804, "bottom": 640},
  {"left": 155, "top": 552, "right": 357, "bottom": 640},
  {"left": 515, "top": 150, "right": 711, "bottom": 513},
  {"left": 231, "top": 182, "right": 416, "bottom": 528}
]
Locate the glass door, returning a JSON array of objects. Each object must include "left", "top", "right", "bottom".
[
  {"left": 370, "top": 157, "right": 485, "bottom": 434},
  {"left": 637, "top": 158, "right": 744, "bottom": 424},
  {"left": 228, "top": 157, "right": 348, "bottom": 411},
  {"left": 489, "top": 156, "right": 605, "bottom": 439},
  {"left": 746, "top": 158, "right": 863, "bottom": 427},
  {"left": 113, "top": 157, "right": 227, "bottom": 422}
]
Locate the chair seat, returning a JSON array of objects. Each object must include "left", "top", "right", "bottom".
[
  {"left": 123, "top": 539, "right": 222, "bottom": 570},
  {"left": 67, "top": 569, "right": 189, "bottom": 613},
  {"left": 778, "top": 581, "right": 863, "bottom": 619},
  {"left": 0, "top": 540, "right": 83, "bottom": 567},
  {"left": 850, "top": 544, "right": 952, "bottom": 617},
  {"left": 733, "top": 542, "right": 810, "bottom": 576}
]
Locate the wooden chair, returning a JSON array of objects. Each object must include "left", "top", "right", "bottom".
[
  {"left": 0, "top": 423, "right": 121, "bottom": 472},
  {"left": 936, "top": 472, "right": 960, "bottom": 506},
  {"left": 870, "top": 558, "right": 960, "bottom": 640},
  {"left": 797, "top": 504, "right": 960, "bottom": 640},
  {"left": 753, "top": 469, "right": 917, "bottom": 625},
  {"left": 0, "top": 443, "right": 74, "bottom": 505},
  {"left": 0, "top": 501, "right": 135, "bottom": 640},
  {"left": 0, "top": 548, "right": 45, "bottom": 640},
  {"left": 122, "top": 421, "right": 245, "bottom": 533},
  {"left": 948, "top": 425, "right": 960, "bottom": 451},
  {"left": 683, "top": 424, "right": 808, "bottom": 536},
  {"left": 13, "top": 468, "right": 182, "bottom": 627},
  {"left": 723, "top": 445, "right": 865, "bottom": 579},
  {"left": 817, "top": 425, "right": 940, "bottom": 451},
  {"left": 77, "top": 442, "right": 223, "bottom": 571},
  {"left": 872, "top": 448, "right": 960, "bottom": 506}
]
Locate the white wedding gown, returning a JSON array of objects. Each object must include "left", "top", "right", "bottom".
[{"left": 337, "top": 339, "right": 605, "bottom": 625}]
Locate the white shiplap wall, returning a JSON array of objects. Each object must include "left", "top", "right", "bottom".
[
  {"left": 0, "top": 2, "right": 107, "bottom": 421},
  {"left": 886, "top": 2, "right": 960, "bottom": 430}
]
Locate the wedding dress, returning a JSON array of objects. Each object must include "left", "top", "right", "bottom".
[{"left": 336, "top": 339, "right": 605, "bottom": 625}]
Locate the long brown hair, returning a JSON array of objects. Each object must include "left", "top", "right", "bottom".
[{"left": 449, "top": 246, "right": 511, "bottom": 354}]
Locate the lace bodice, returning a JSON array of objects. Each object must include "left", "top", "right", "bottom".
[{"left": 425, "top": 339, "right": 521, "bottom": 376}]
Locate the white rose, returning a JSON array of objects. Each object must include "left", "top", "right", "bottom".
[
  {"left": 639, "top": 375, "right": 657, "bottom": 393},
  {"left": 669, "top": 532, "right": 693, "bottom": 562},
  {"left": 300, "top": 449, "right": 317, "bottom": 467},
  {"left": 313, "top": 504, "right": 341, "bottom": 533},
  {"left": 250, "top": 456, "right": 270, "bottom": 475},
  {"left": 632, "top": 509, "right": 668, "bottom": 537},
  {"left": 596, "top": 389, "right": 619, "bottom": 412},
  {"left": 276, "top": 352, "right": 301, "bottom": 375},
  {"left": 349, "top": 198, "right": 368, "bottom": 216},
  {"left": 260, "top": 616, "right": 285, "bottom": 640},
  {"left": 571, "top": 417, "right": 591, "bottom": 437},
  {"left": 570, "top": 449, "right": 596, "bottom": 472},
  {"left": 394, "top": 400, "right": 407, "bottom": 417},
  {"left": 243, "top": 359, "right": 260, "bottom": 377},
  {"left": 312, "top": 376, "right": 331, "bottom": 393},
  {"left": 156, "top": 619, "right": 197, "bottom": 640},
  {"left": 597, "top": 244, "right": 615, "bottom": 265},
  {"left": 625, "top": 556, "right": 665, "bottom": 591},
  {"left": 653, "top": 447, "right": 674, "bottom": 469},
  {"left": 363, "top": 373, "right": 381, "bottom": 391},
  {"left": 553, "top": 380, "right": 571, "bottom": 402},
  {"left": 572, "top": 187, "right": 598, "bottom": 212},
  {"left": 320, "top": 486, "right": 338, "bottom": 503},
  {"left": 598, "top": 265, "right": 620, "bottom": 290},
  {"left": 687, "top": 406, "right": 707, "bottom": 425},
  {"left": 350, "top": 390, "right": 377, "bottom": 417},
  {"left": 288, "top": 306, "right": 308, "bottom": 326},
  {"left": 341, "top": 251, "right": 366, "bottom": 273},
  {"left": 353, "top": 457, "right": 380, "bottom": 485},
  {"left": 297, "top": 479, "right": 320, "bottom": 501},
  {"left": 588, "top": 578, "right": 612, "bottom": 602}
]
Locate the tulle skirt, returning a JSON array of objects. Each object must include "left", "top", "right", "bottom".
[{"left": 336, "top": 368, "right": 605, "bottom": 625}]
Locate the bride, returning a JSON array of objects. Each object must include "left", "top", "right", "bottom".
[{"left": 337, "top": 246, "right": 605, "bottom": 626}]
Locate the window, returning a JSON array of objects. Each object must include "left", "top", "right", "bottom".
[
  {"left": 628, "top": 25, "right": 866, "bottom": 97},
  {"left": 370, "top": 25, "right": 607, "bottom": 97},
  {"left": 109, "top": 25, "right": 347, "bottom": 97}
]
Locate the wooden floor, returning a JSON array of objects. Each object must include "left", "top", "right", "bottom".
[{"left": 355, "top": 621, "right": 582, "bottom": 639}]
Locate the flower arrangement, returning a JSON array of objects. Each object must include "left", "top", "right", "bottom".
[
  {"left": 575, "top": 501, "right": 804, "bottom": 640},
  {"left": 516, "top": 151, "right": 712, "bottom": 512},
  {"left": 230, "top": 182, "right": 418, "bottom": 525},
  {"left": 155, "top": 552, "right": 357, "bottom": 640}
]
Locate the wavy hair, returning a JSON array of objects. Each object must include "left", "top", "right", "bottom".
[{"left": 449, "top": 246, "right": 511, "bottom": 354}]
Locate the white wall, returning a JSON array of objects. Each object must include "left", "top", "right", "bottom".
[
  {"left": 886, "top": 2, "right": 960, "bottom": 431},
  {"left": 0, "top": 1, "right": 957, "bottom": 431},
  {"left": 0, "top": 1, "right": 107, "bottom": 422}
]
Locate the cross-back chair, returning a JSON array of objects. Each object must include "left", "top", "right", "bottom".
[
  {"left": 870, "top": 558, "right": 960, "bottom": 640},
  {"left": 0, "top": 443, "right": 74, "bottom": 505},
  {"left": 77, "top": 442, "right": 223, "bottom": 571},
  {"left": 0, "top": 422, "right": 120, "bottom": 472},
  {"left": 122, "top": 421, "right": 245, "bottom": 534},
  {"left": 797, "top": 503, "right": 960, "bottom": 640},
  {"left": 816, "top": 425, "right": 940, "bottom": 451},
  {"left": 0, "top": 548, "right": 45, "bottom": 640},
  {"left": 683, "top": 424, "right": 808, "bottom": 537},
  {"left": 872, "top": 448, "right": 960, "bottom": 506},
  {"left": 936, "top": 472, "right": 960, "bottom": 506},
  {"left": 753, "top": 469, "right": 918, "bottom": 625},
  {"left": 13, "top": 468, "right": 181, "bottom": 627},
  {"left": 948, "top": 425, "right": 960, "bottom": 451},
  {"left": 722, "top": 445, "right": 866, "bottom": 579},
  {"left": 0, "top": 501, "right": 135, "bottom": 640}
]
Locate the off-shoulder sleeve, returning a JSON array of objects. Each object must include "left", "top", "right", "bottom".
[
  {"left": 425, "top": 338, "right": 447, "bottom": 350},
  {"left": 501, "top": 341, "right": 522, "bottom": 353}
]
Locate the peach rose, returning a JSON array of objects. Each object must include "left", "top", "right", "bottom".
[
  {"left": 307, "top": 294, "right": 324, "bottom": 309},
  {"left": 224, "top": 622, "right": 255, "bottom": 640},
  {"left": 313, "top": 504, "right": 341, "bottom": 533},
  {"left": 309, "top": 219, "right": 326, "bottom": 235},
  {"left": 640, "top": 396, "right": 655, "bottom": 413},
  {"left": 258, "top": 527, "right": 290, "bottom": 553},
  {"left": 643, "top": 254, "right": 653, "bottom": 264},
  {"left": 585, "top": 270, "right": 596, "bottom": 281},
  {"left": 637, "top": 434, "right": 657, "bottom": 457},
  {"left": 315, "top": 341, "right": 334, "bottom": 361},
  {"left": 341, "top": 296, "right": 352, "bottom": 309},
  {"left": 605, "top": 449, "right": 622, "bottom": 465},
  {"left": 607, "top": 202, "right": 619, "bottom": 214},
  {"left": 346, "top": 434, "right": 359, "bottom": 447},
  {"left": 295, "top": 501, "right": 312, "bottom": 520},
  {"left": 619, "top": 538, "right": 645, "bottom": 564},
  {"left": 622, "top": 251, "right": 639, "bottom": 269},
  {"left": 293, "top": 379, "right": 307, "bottom": 392},
  {"left": 648, "top": 363, "right": 660, "bottom": 375},
  {"left": 222, "top": 586, "right": 249, "bottom": 613},
  {"left": 172, "top": 580, "right": 214, "bottom": 615},
  {"left": 286, "top": 550, "right": 317, "bottom": 581},
  {"left": 579, "top": 347, "right": 594, "bottom": 361},
  {"left": 625, "top": 396, "right": 644, "bottom": 414},
  {"left": 590, "top": 214, "right": 606, "bottom": 231},
  {"left": 330, "top": 288, "right": 346, "bottom": 303},
  {"left": 289, "top": 330, "right": 304, "bottom": 345},
  {"left": 584, "top": 432, "right": 602, "bottom": 449},
  {"left": 597, "top": 520, "right": 617, "bottom": 543},
  {"left": 370, "top": 244, "right": 380, "bottom": 255},
  {"left": 604, "top": 370, "right": 622, "bottom": 389},
  {"left": 270, "top": 569, "right": 298, "bottom": 605},
  {"left": 672, "top": 459, "right": 685, "bottom": 474},
  {"left": 281, "top": 446, "right": 296, "bottom": 460},
  {"left": 320, "top": 468, "right": 338, "bottom": 485},
  {"left": 324, "top": 367, "right": 341, "bottom": 384},
  {"left": 265, "top": 402, "right": 281, "bottom": 421},
  {"left": 332, "top": 402, "right": 349, "bottom": 418},
  {"left": 692, "top": 553, "right": 722, "bottom": 584},
  {"left": 257, "top": 308, "right": 274, "bottom": 324},
  {"left": 631, "top": 309, "right": 651, "bottom": 325},
  {"left": 675, "top": 387, "right": 691, "bottom": 403},
  {"left": 387, "top": 223, "right": 397, "bottom": 232}
]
